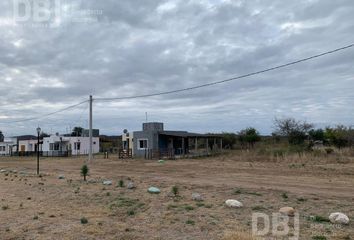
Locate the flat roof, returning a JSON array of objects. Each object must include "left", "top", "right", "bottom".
[{"left": 158, "top": 131, "right": 221, "bottom": 138}]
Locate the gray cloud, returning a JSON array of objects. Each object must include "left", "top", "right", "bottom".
[{"left": 0, "top": 0, "right": 353, "bottom": 136}]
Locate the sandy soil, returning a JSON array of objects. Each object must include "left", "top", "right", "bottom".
[{"left": 0, "top": 154, "right": 353, "bottom": 239}]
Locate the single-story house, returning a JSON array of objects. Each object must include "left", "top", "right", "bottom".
[
  {"left": 42, "top": 134, "right": 100, "bottom": 156},
  {"left": 122, "top": 122, "right": 222, "bottom": 159},
  {"left": 18, "top": 139, "right": 41, "bottom": 152},
  {"left": 0, "top": 138, "right": 17, "bottom": 156}
]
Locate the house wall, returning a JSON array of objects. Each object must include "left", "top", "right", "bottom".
[
  {"left": 18, "top": 140, "right": 40, "bottom": 152},
  {"left": 0, "top": 142, "right": 16, "bottom": 156},
  {"left": 133, "top": 131, "right": 159, "bottom": 157},
  {"left": 42, "top": 136, "right": 100, "bottom": 155}
]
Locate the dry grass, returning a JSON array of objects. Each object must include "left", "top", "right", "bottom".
[
  {"left": 223, "top": 231, "right": 256, "bottom": 240},
  {"left": 0, "top": 153, "right": 353, "bottom": 239}
]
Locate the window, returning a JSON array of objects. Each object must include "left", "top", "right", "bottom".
[
  {"left": 74, "top": 142, "right": 81, "bottom": 150},
  {"left": 50, "top": 143, "right": 60, "bottom": 151},
  {"left": 138, "top": 139, "right": 148, "bottom": 150}
]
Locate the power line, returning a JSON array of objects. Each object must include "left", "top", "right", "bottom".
[
  {"left": 1, "top": 100, "right": 88, "bottom": 124},
  {"left": 95, "top": 43, "right": 354, "bottom": 101}
]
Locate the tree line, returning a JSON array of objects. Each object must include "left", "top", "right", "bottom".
[{"left": 221, "top": 117, "right": 354, "bottom": 149}]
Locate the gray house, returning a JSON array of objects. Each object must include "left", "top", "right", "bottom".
[{"left": 128, "top": 122, "right": 222, "bottom": 159}]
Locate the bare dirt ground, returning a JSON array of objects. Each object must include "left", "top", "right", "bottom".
[{"left": 0, "top": 153, "right": 353, "bottom": 239}]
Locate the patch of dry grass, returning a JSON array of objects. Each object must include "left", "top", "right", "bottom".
[{"left": 223, "top": 231, "right": 256, "bottom": 240}]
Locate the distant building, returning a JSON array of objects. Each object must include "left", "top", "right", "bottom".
[
  {"left": 42, "top": 134, "right": 100, "bottom": 156},
  {"left": 122, "top": 122, "right": 222, "bottom": 159},
  {"left": 0, "top": 137, "right": 17, "bottom": 156}
]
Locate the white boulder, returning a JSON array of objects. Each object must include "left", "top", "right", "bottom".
[
  {"left": 148, "top": 187, "right": 161, "bottom": 194},
  {"left": 103, "top": 180, "right": 112, "bottom": 185},
  {"left": 329, "top": 212, "right": 349, "bottom": 225},
  {"left": 225, "top": 199, "right": 243, "bottom": 208}
]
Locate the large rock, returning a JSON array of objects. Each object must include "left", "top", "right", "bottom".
[
  {"left": 329, "top": 212, "right": 350, "bottom": 225},
  {"left": 225, "top": 199, "right": 243, "bottom": 208},
  {"left": 279, "top": 207, "right": 295, "bottom": 217},
  {"left": 192, "top": 193, "right": 204, "bottom": 202},
  {"left": 148, "top": 187, "right": 161, "bottom": 194},
  {"left": 103, "top": 180, "right": 112, "bottom": 186}
]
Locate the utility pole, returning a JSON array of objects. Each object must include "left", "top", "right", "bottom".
[{"left": 89, "top": 95, "right": 93, "bottom": 163}]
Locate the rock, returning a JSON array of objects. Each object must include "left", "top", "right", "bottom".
[
  {"left": 329, "top": 212, "right": 350, "bottom": 225},
  {"left": 127, "top": 182, "right": 135, "bottom": 189},
  {"left": 192, "top": 193, "right": 204, "bottom": 202},
  {"left": 88, "top": 179, "right": 97, "bottom": 184},
  {"left": 58, "top": 175, "right": 65, "bottom": 180},
  {"left": 0, "top": 170, "right": 7, "bottom": 173},
  {"left": 103, "top": 180, "right": 112, "bottom": 186},
  {"left": 279, "top": 207, "right": 295, "bottom": 217},
  {"left": 225, "top": 199, "right": 243, "bottom": 208},
  {"left": 148, "top": 187, "right": 161, "bottom": 194},
  {"left": 158, "top": 160, "right": 165, "bottom": 164}
]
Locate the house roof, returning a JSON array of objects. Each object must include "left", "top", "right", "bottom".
[{"left": 158, "top": 131, "right": 221, "bottom": 138}]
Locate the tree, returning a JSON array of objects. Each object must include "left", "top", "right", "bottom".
[
  {"left": 72, "top": 127, "right": 84, "bottom": 137},
  {"left": 238, "top": 127, "right": 261, "bottom": 149},
  {"left": 324, "top": 125, "right": 351, "bottom": 149},
  {"left": 220, "top": 132, "right": 237, "bottom": 149},
  {"left": 273, "top": 118, "right": 313, "bottom": 145},
  {"left": 81, "top": 165, "right": 89, "bottom": 181},
  {"left": 309, "top": 129, "right": 325, "bottom": 142},
  {"left": 0, "top": 131, "right": 4, "bottom": 142}
]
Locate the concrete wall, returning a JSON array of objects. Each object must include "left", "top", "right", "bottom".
[
  {"left": 133, "top": 131, "right": 159, "bottom": 157},
  {"left": 18, "top": 140, "right": 40, "bottom": 152}
]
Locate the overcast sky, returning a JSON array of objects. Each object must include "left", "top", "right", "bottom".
[{"left": 0, "top": 0, "right": 353, "bottom": 136}]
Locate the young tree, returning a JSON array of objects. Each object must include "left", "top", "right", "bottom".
[
  {"left": 238, "top": 127, "right": 261, "bottom": 149},
  {"left": 81, "top": 165, "right": 89, "bottom": 181},
  {"left": 273, "top": 118, "right": 313, "bottom": 145}
]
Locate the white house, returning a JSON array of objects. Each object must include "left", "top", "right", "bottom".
[
  {"left": 18, "top": 139, "right": 40, "bottom": 152},
  {"left": 0, "top": 138, "right": 17, "bottom": 156},
  {"left": 42, "top": 134, "right": 100, "bottom": 156}
]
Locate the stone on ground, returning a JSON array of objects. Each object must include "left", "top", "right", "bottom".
[
  {"left": 127, "top": 182, "right": 135, "bottom": 189},
  {"left": 148, "top": 187, "right": 161, "bottom": 194},
  {"left": 329, "top": 212, "right": 350, "bottom": 225},
  {"left": 192, "top": 193, "right": 204, "bottom": 201},
  {"left": 158, "top": 160, "right": 165, "bottom": 164},
  {"left": 58, "top": 175, "right": 65, "bottom": 179},
  {"left": 225, "top": 199, "right": 243, "bottom": 208},
  {"left": 279, "top": 207, "right": 295, "bottom": 217},
  {"left": 103, "top": 180, "right": 112, "bottom": 185}
]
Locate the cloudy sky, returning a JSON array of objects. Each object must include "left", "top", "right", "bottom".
[{"left": 0, "top": 0, "right": 353, "bottom": 136}]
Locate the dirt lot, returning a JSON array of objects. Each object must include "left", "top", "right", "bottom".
[{"left": 0, "top": 153, "right": 353, "bottom": 239}]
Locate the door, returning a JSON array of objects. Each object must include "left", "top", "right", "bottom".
[{"left": 20, "top": 145, "right": 25, "bottom": 152}]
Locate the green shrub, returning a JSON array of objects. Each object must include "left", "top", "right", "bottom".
[
  {"left": 81, "top": 165, "right": 89, "bottom": 181},
  {"left": 186, "top": 220, "right": 195, "bottom": 225},
  {"left": 171, "top": 186, "right": 179, "bottom": 197},
  {"left": 81, "top": 217, "right": 88, "bottom": 224},
  {"left": 312, "top": 236, "right": 327, "bottom": 240},
  {"left": 118, "top": 180, "right": 124, "bottom": 188}
]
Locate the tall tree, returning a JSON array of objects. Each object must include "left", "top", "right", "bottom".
[
  {"left": 238, "top": 127, "right": 261, "bottom": 149},
  {"left": 273, "top": 118, "right": 313, "bottom": 145},
  {"left": 71, "top": 127, "right": 84, "bottom": 137},
  {"left": 0, "top": 131, "right": 4, "bottom": 142}
]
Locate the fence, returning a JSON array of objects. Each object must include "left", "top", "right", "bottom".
[
  {"left": 11, "top": 151, "right": 71, "bottom": 157},
  {"left": 118, "top": 149, "right": 133, "bottom": 159}
]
